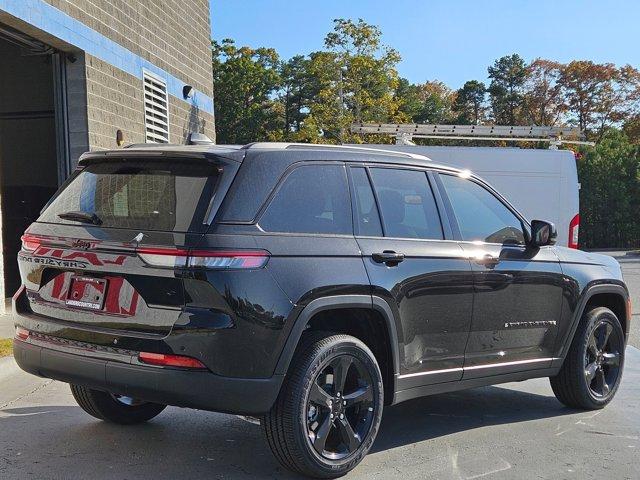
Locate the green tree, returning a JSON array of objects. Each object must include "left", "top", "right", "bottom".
[
  {"left": 576, "top": 129, "right": 640, "bottom": 248},
  {"left": 413, "top": 81, "right": 457, "bottom": 124},
  {"left": 279, "top": 55, "right": 317, "bottom": 140},
  {"left": 488, "top": 54, "right": 528, "bottom": 125},
  {"left": 212, "top": 39, "right": 282, "bottom": 144},
  {"left": 305, "top": 18, "right": 403, "bottom": 143},
  {"left": 395, "top": 77, "right": 423, "bottom": 121},
  {"left": 453, "top": 80, "right": 486, "bottom": 124}
]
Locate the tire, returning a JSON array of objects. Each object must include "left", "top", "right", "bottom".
[
  {"left": 263, "top": 333, "right": 384, "bottom": 478},
  {"left": 70, "top": 384, "right": 166, "bottom": 425},
  {"left": 550, "top": 306, "right": 625, "bottom": 410}
]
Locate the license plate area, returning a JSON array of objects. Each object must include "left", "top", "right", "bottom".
[{"left": 66, "top": 276, "right": 107, "bottom": 310}]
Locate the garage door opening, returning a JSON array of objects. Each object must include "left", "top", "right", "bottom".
[{"left": 0, "top": 25, "right": 67, "bottom": 302}]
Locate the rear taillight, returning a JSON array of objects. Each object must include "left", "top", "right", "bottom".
[
  {"left": 188, "top": 250, "right": 269, "bottom": 269},
  {"left": 568, "top": 214, "right": 580, "bottom": 249},
  {"left": 136, "top": 247, "right": 190, "bottom": 268},
  {"left": 137, "top": 247, "right": 269, "bottom": 269},
  {"left": 21, "top": 234, "right": 42, "bottom": 252},
  {"left": 15, "top": 327, "right": 29, "bottom": 341},
  {"left": 138, "top": 352, "right": 207, "bottom": 369}
]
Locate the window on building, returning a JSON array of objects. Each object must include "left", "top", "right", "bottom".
[
  {"left": 259, "top": 164, "right": 352, "bottom": 235},
  {"left": 143, "top": 71, "right": 169, "bottom": 143},
  {"left": 440, "top": 174, "right": 526, "bottom": 245}
]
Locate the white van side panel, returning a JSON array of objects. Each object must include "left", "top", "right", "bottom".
[{"left": 361, "top": 145, "right": 579, "bottom": 247}]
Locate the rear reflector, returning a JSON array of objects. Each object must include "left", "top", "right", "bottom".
[
  {"left": 138, "top": 352, "right": 207, "bottom": 369},
  {"left": 15, "top": 327, "right": 29, "bottom": 341},
  {"left": 137, "top": 247, "right": 269, "bottom": 269},
  {"left": 21, "top": 234, "right": 42, "bottom": 252},
  {"left": 568, "top": 214, "right": 580, "bottom": 249}
]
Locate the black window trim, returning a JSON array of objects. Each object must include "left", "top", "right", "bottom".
[
  {"left": 347, "top": 163, "right": 450, "bottom": 242},
  {"left": 254, "top": 161, "right": 355, "bottom": 238},
  {"left": 434, "top": 170, "right": 532, "bottom": 246}
]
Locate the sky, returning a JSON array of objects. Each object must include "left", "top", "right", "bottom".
[{"left": 210, "top": 0, "right": 640, "bottom": 89}]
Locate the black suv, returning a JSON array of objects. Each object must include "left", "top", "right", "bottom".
[{"left": 13, "top": 143, "right": 630, "bottom": 478}]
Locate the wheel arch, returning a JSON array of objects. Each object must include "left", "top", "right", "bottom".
[
  {"left": 274, "top": 295, "right": 401, "bottom": 403},
  {"left": 557, "top": 283, "right": 630, "bottom": 363}
]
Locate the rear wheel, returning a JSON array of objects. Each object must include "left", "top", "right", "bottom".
[
  {"left": 550, "top": 307, "right": 625, "bottom": 410},
  {"left": 263, "top": 333, "right": 383, "bottom": 478},
  {"left": 70, "top": 384, "right": 166, "bottom": 424}
]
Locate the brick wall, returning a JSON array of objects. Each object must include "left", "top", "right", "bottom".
[
  {"left": 83, "top": 54, "right": 215, "bottom": 150},
  {"left": 42, "top": 0, "right": 216, "bottom": 151},
  {"left": 43, "top": 0, "right": 213, "bottom": 96}
]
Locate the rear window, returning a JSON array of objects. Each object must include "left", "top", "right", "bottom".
[{"left": 39, "top": 160, "right": 219, "bottom": 232}]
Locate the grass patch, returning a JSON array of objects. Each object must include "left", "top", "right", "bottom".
[{"left": 0, "top": 338, "right": 12, "bottom": 357}]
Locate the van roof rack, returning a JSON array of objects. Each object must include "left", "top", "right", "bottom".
[
  {"left": 241, "top": 142, "right": 431, "bottom": 161},
  {"left": 350, "top": 123, "right": 595, "bottom": 149}
]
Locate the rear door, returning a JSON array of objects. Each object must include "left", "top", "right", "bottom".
[
  {"left": 349, "top": 165, "right": 474, "bottom": 388},
  {"left": 435, "top": 172, "right": 564, "bottom": 378},
  {"left": 18, "top": 157, "right": 230, "bottom": 335}
]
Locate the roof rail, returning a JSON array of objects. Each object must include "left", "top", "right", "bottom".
[
  {"left": 351, "top": 123, "right": 595, "bottom": 149},
  {"left": 241, "top": 142, "right": 431, "bottom": 161}
]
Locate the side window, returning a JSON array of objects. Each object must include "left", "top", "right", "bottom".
[
  {"left": 440, "top": 174, "right": 525, "bottom": 245},
  {"left": 369, "top": 168, "right": 443, "bottom": 240},
  {"left": 350, "top": 168, "right": 383, "bottom": 236},
  {"left": 259, "top": 164, "right": 352, "bottom": 235}
]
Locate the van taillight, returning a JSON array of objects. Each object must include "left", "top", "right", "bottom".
[
  {"left": 21, "top": 234, "right": 42, "bottom": 252},
  {"left": 569, "top": 214, "right": 580, "bottom": 249},
  {"left": 137, "top": 247, "right": 270, "bottom": 269}
]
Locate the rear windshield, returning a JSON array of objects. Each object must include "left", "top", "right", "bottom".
[{"left": 39, "top": 160, "right": 219, "bottom": 232}]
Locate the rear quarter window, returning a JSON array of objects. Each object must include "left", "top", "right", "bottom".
[
  {"left": 258, "top": 164, "right": 352, "bottom": 235},
  {"left": 39, "top": 160, "right": 220, "bottom": 232}
]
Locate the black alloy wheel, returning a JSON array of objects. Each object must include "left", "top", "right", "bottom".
[
  {"left": 263, "top": 333, "right": 384, "bottom": 478},
  {"left": 306, "top": 354, "right": 376, "bottom": 460},
  {"left": 550, "top": 306, "right": 625, "bottom": 410},
  {"left": 584, "top": 319, "right": 623, "bottom": 399}
]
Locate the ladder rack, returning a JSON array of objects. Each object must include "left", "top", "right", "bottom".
[{"left": 350, "top": 123, "right": 595, "bottom": 149}]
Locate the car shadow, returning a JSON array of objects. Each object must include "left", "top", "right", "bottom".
[
  {"left": 372, "top": 383, "right": 575, "bottom": 453},
  {"left": 0, "top": 384, "right": 577, "bottom": 479}
]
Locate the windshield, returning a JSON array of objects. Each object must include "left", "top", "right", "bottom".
[{"left": 38, "top": 160, "right": 220, "bottom": 232}]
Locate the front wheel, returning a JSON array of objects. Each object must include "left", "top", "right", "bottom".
[
  {"left": 70, "top": 384, "right": 166, "bottom": 424},
  {"left": 263, "top": 333, "right": 384, "bottom": 478},
  {"left": 550, "top": 306, "right": 625, "bottom": 410}
]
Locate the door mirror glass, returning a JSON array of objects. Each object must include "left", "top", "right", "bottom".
[{"left": 530, "top": 220, "right": 557, "bottom": 247}]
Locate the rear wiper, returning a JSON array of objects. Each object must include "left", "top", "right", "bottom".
[{"left": 57, "top": 211, "right": 103, "bottom": 225}]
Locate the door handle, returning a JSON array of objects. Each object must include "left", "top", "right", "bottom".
[
  {"left": 473, "top": 253, "right": 500, "bottom": 267},
  {"left": 372, "top": 251, "right": 405, "bottom": 266}
]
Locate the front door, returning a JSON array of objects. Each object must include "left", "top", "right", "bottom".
[
  {"left": 349, "top": 166, "right": 474, "bottom": 389},
  {"left": 436, "top": 172, "right": 564, "bottom": 379}
]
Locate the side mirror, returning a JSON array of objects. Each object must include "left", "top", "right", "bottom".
[{"left": 530, "top": 220, "right": 557, "bottom": 247}]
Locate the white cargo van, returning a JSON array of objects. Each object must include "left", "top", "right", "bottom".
[{"left": 362, "top": 145, "right": 580, "bottom": 248}]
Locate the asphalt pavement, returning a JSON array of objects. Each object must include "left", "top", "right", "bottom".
[{"left": 1, "top": 348, "right": 639, "bottom": 479}]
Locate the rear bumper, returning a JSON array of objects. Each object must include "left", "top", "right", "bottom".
[{"left": 13, "top": 338, "right": 283, "bottom": 415}]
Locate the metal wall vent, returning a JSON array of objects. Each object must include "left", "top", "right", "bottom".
[{"left": 143, "top": 71, "right": 169, "bottom": 143}]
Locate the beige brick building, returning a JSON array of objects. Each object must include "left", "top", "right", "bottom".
[{"left": 0, "top": 0, "right": 215, "bottom": 299}]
